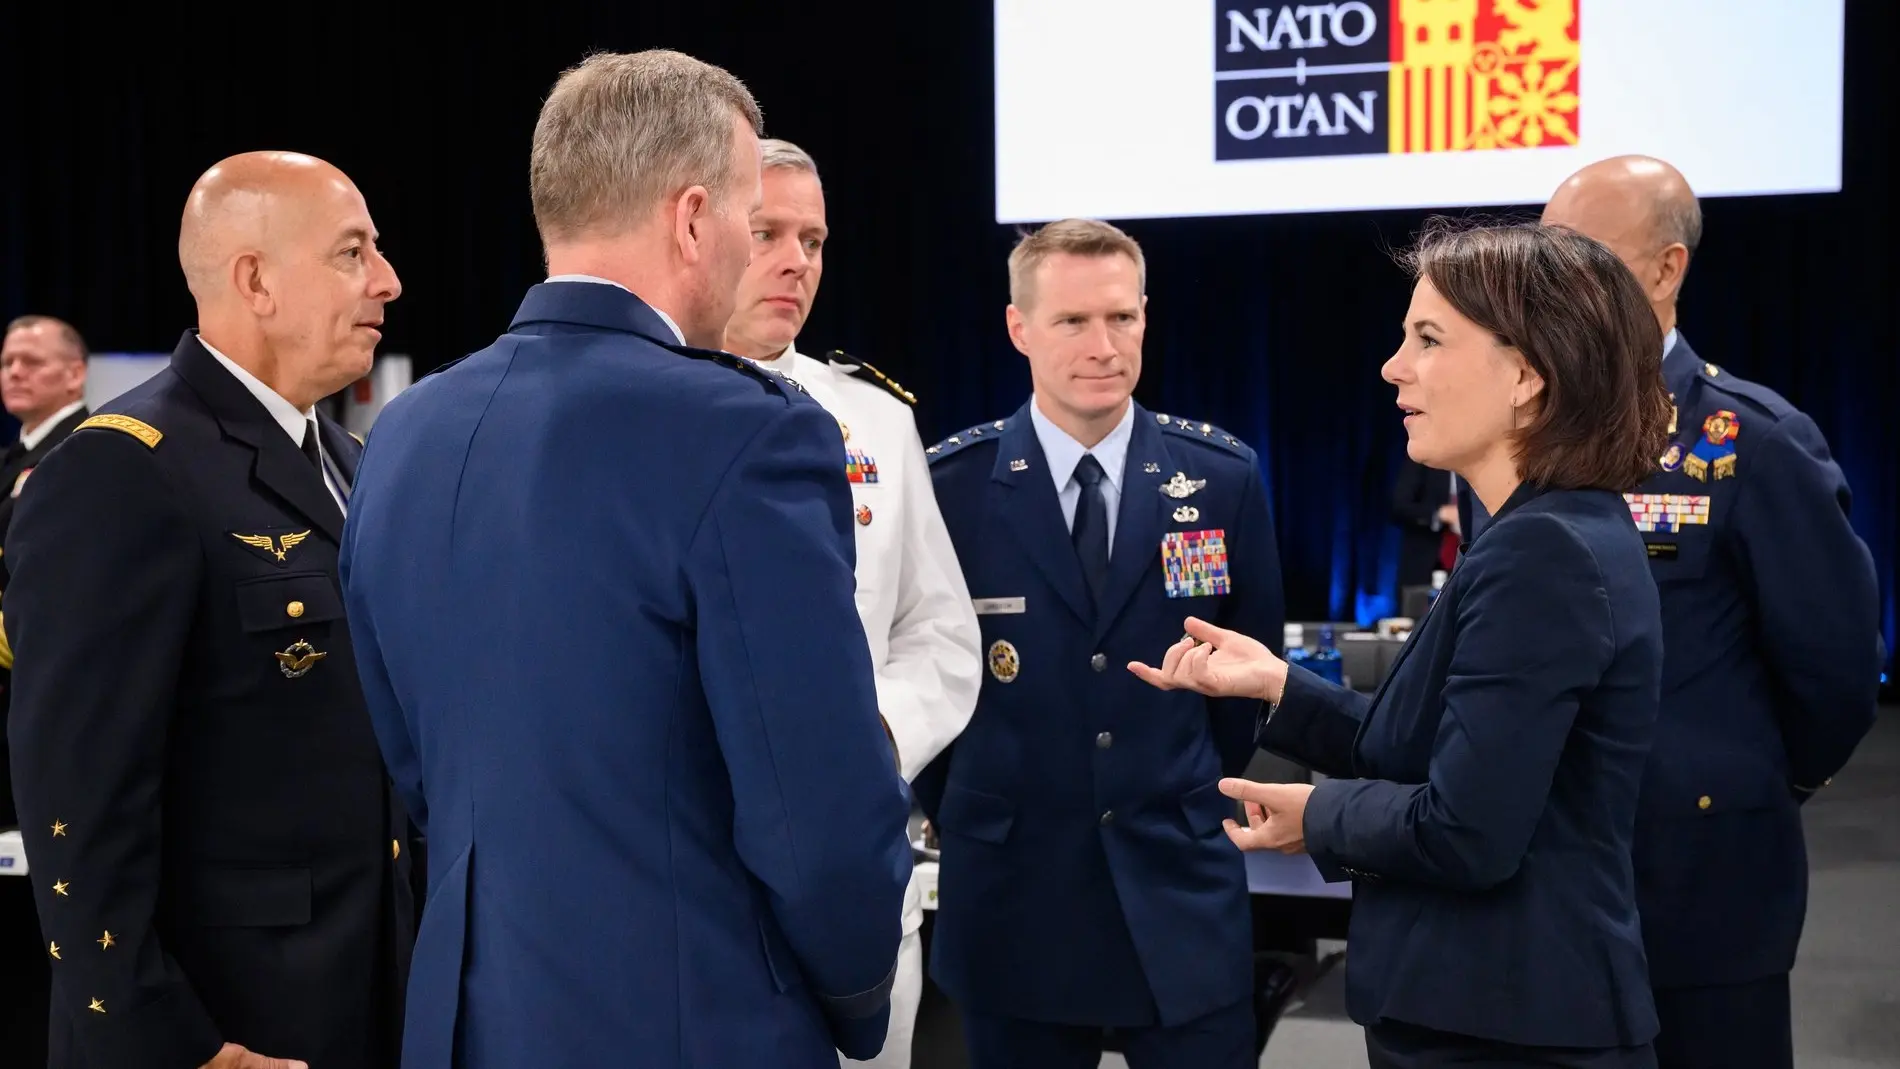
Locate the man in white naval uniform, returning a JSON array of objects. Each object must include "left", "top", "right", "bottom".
[{"left": 724, "top": 138, "right": 982, "bottom": 1068}]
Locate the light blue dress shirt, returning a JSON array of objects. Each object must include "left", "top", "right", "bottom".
[{"left": 1028, "top": 399, "right": 1135, "bottom": 555}]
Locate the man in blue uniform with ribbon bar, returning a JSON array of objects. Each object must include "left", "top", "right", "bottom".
[
  {"left": 916, "top": 219, "right": 1286, "bottom": 1068},
  {"left": 1458, "top": 155, "right": 1883, "bottom": 1069}
]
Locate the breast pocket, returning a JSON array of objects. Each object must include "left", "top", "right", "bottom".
[{"left": 233, "top": 573, "right": 345, "bottom": 633}]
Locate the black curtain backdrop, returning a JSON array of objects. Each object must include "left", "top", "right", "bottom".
[{"left": 3, "top": 4, "right": 1893, "bottom": 669}]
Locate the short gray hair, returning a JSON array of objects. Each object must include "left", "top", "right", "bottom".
[
  {"left": 759, "top": 138, "right": 820, "bottom": 183},
  {"left": 1007, "top": 219, "right": 1147, "bottom": 309},
  {"left": 530, "top": 49, "right": 764, "bottom": 243}
]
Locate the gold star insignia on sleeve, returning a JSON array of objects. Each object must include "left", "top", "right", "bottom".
[
  {"left": 51, "top": 820, "right": 67, "bottom": 837},
  {"left": 88, "top": 998, "right": 105, "bottom": 1014},
  {"left": 52, "top": 880, "right": 70, "bottom": 896},
  {"left": 98, "top": 930, "right": 116, "bottom": 949},
  {"left": 49, "top": 942, "right": 60, "bottom": 959}
]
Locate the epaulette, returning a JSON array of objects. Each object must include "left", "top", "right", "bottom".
[
  {"left": 925, "top": 418, "right": 1010, "bottom": 463},
  {"left": 1153, "top": 412, "right": 1251, "bottom": 456},
  {"left": 74, "top": 413, "right": 162, "bottom": 449},
  {"left": 684, "top": 347, "right": 809, "bottom": 398},
  {"left": 1690, "top": 361, "right": 1798, "bottom": 421},
  {"left": 828, "top": 350, "right": 917, "bottom": 406}
]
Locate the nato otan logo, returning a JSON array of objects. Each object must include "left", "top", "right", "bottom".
[{"left": 1214, "top": 1, "right": 1580, "bottom": 161}]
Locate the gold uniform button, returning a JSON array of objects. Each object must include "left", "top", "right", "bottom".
[
  {"left": 392, "top": 839, "right": 401, "bottom": 860},
  {"left": 1697, "top": 795, "right": 1712, "bottom": 811},
  {"left": 287, "top": 601, "right": 305, "bottom": 619}
]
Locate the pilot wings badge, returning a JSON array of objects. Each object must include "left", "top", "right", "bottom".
[
  {"left": 1159, "top": 472, "right": 1206, "bottom": 500},
  {"left": 231, "top": 529, "right": 311, "bottom": 563},
  {"left": 275, "top": 640, "right": 326, "bottom": 679}
]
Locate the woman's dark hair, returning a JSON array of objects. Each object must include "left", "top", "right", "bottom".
[{"left": 1403, "top": 218, "right": 1672, "bottom": 492}]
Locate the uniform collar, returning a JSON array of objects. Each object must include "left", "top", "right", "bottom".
[
  {"left": 1661, "top": 330, "right": 1702, "bottom": 398},
  {"left": 197, "top": 335, "right": 316, "bottom": 447},
  {"left": 19, "top": 399, "right": 87, "bottom": 451},
  {"left": 1028, "top": 397, "right": 1134, "bottom": 493},
  {"left": 746, "top": 340, "right": 804, "bottom": 377},
  {"left": 540, "top": 274, "right": 685, "bottom": 344}
]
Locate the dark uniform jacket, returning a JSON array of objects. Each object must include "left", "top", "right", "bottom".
[
  {"left": 3, "top": 332, "right": 414, "bottom": 1069},
  {"left": 0, "top": 401, "right": 89, "bottom": 825},
  {"left": 1624, "top": 335, "right": 1881, "bottom": 988}
]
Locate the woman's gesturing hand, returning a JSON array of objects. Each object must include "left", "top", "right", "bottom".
[{"left": 1126, "top": 616, "right": 1289, "bottom": 703}]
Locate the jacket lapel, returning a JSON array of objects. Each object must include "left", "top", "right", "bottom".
[
  {"left": 318, "top": 418, "right": 362, "bottom": 489},
  {"left": 169, "top": 332, "right": 345, "bottom": 544},
  {"left": 991, "top": 410, "right": 1092, "bottom": 626},
  {"left": 1092, "top": 409, "right": 1169, "bottom": 641}
]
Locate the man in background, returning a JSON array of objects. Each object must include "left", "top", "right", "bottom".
[
  {"left": 5, "top": 150, "right": 412, "bottom": 1069},
  {"left": 0, "top": 315, "right": 91, "bottom": 567},
  {"left": 918, "top": 219, "right": 1285, "bottom": 1068},
  {"left": 0, "top": 311, "right": 91, "bottom": 1069},
  {"left": 724, "top": 136, "right": 983, "bottom": 1069},
  {"left": 339, "top": 51, "right": 911, "bottom": 1069},
  {"left": 1530, "top": 155, "right": 1880, "bottom": 1069}
]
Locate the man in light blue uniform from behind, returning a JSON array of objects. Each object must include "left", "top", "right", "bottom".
[
  {"left": 337, "top": 50, "right": 911, "bottom": 1069},
  {"left": 1462, "top": 156, "right": 1882, "bottom": 1069},
  {"left": 917, "top": 219, "right": 1286, "bottom": 1067}
]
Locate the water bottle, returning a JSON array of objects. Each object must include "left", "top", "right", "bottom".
[
  {"left": 1427, "top": 569, "right": 1448, "bottom": 604},
  {"left": 1306, "top": 624, "right": 1345, "bottom": 686},
  {"left": 1284, "top": 623, "right": 1309, "bottom": 675}
]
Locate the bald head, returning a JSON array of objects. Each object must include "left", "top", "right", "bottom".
[
  {"left": 1542, "top": 155, "right": 1700, "bottom": 334},
  {"left": 176, "top": 150, "right": 401, "bottom": 409},
  {"left": 179, "top": 151, "right": 359, "bottom": 300}
]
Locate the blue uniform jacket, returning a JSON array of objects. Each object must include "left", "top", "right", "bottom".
[
  {"left": 916, "top": 403, "right": 1285, "bottom": 1028},
  {"left": 1265, "top": 483, "right": 1662, "bottom": 1048},
  {"left": 338, "top": 282, "right": 913, "bottom": 1068},
  {"left": 1623, "top": 336, "right": 1882, "bottom": 987}
]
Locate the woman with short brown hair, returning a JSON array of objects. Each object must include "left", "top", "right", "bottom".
[{"left": 1134, "top": 220, "right": 1671, "bottom": 1067}]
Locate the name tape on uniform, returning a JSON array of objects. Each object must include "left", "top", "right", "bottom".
[{"left": 973, "top": 597, "right": 1027, "bottom": 615}]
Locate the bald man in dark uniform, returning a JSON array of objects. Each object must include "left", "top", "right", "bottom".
[
  {"left": 1463, "top": 156, "right": 1882, "bottom": 1069},
  {"left": 4, "top": 151, "right": 413, "bottom": 1069}
]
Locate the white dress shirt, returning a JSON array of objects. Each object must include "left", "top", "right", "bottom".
[
  {"left": 1028, "top": 398, "right": 1135, "bottom": 555},
  {"left": 544, "top": 274, "right": 686, "bottom": 344},
  {"left": 19, "top": 399, "right": 87, "bottom": 452},
  {"left": 198, "top": 337, "right": 347, "bottom": 512}
]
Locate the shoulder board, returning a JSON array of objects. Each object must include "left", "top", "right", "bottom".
[
  {"left": 828, "top": 350, "right": 917, "bottom": 406},
  {"left": 678, "top": 346, "right": 809, "bottom": 398},
  {"left": 75, "top": 413, "right": 162, "bottom": 449},
  {"left": 1690, "top": 361, "right": 1797, "bottom": 421},
  {"left": 926, "top": 417, "right": 1010, "bottom": 463},
  {"left": 1154, "top": 412, "right": 1251, "bottom": 456}
]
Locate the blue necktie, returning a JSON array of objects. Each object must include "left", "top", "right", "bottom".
[{"left": 1072, "top": 454, "right": 1110, "bottom": 610}]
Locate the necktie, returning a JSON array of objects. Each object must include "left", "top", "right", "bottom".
[
  {"left": 299, "top": 420, "right": 325, "bottom": 475},
  {"left": 1072, "top": 454, "right": 1110, "bottom": 609}
]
